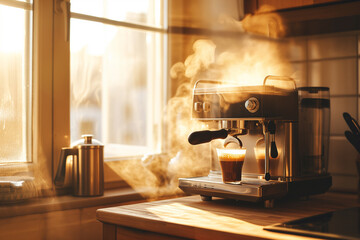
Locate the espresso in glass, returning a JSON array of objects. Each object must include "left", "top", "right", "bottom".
[{"left": 217, "top": 148, "right": 246, "bottom": 184}]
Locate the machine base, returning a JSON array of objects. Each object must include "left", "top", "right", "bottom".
[{"left": 179, "top": 174, "right": 332, "bottom": 205}]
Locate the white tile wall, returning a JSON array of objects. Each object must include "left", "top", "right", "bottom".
[
  {"left": 330, "top": 97, "right": 358, "bottom": 135},
  {"left": 328, "top": 136, "right": 358, "bottom": 176},
  {"left": 282, "top": 38, "right": 307, "bottom": 61},
  {"left": 291, "top": 62, "right": 307, "bottom": 87},
  {"left": 308, "top": 35, "right": 357, "bottom": 60},
  {"left": 308, "top": 58, "right": 357, "bottom": 96}
]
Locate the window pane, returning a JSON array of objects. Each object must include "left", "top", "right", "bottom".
[
  {"left": 71, "top": 0, "right": 164, "bottom": 28},
  {"left": 0, "top": 3, "right": 32, "bottom": 163},
  {"left": 70, "top": 19, "right": 163, "bottom": 158}
]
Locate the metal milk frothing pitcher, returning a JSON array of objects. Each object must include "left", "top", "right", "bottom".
[{"left": 54, "top": 134, "right": 104, "bottom": 196}]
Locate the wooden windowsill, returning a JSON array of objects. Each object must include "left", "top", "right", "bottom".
[{"left": 0, "top": 188, "right": 147, "bottom": 219}]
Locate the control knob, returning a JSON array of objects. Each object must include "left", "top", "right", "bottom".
[{"left": 245, "top": 97, "right": 259, "bottom": 113}]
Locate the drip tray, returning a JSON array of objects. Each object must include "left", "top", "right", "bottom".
[{"left": 178, "top": 175, "right": 288, "bottom": 202}]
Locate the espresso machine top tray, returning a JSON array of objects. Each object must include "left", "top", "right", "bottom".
[{"left": 178, "top": 174, "right": 288, "bottom": 202}]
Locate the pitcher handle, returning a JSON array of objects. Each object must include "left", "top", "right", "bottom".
[{"left": 54, "top": 147, "right": 78, "bottom": 186}]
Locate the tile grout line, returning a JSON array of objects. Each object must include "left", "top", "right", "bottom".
[{"left": 305, "top": 36, "right": 310, "bottom": 86}]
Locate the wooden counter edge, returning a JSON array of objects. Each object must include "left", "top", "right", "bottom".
[{"left": 96, "top": 204, "right": 319, "bottom": 240}]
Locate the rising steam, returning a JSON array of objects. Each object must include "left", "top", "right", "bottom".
[{"left": 111, "top": 7, "right": 298, "bottom": 199}]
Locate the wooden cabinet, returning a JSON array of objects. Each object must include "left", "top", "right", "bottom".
[
  {"left": 243, "top": 0, "right": 360, "bottom": 37},
  {"left": 244, "top": 0, "right": 348, "bottom": 14}
]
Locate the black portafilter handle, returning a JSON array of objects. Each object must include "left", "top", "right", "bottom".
[{"left": 188, "top": 129, "right": 228, "bottom": 145}]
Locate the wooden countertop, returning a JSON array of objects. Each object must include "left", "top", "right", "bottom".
[{"left": 96, "top": 192, "right": 360, "bottom": 240}]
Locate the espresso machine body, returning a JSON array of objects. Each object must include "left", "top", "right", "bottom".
[{"left": 179, "top": 76, "right": 332, "bottom": 205}]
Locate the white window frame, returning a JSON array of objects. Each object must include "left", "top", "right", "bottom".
[
  {"left": 0, "top": 0, "right": 33, "bottom": 170},
  {"left": 0, "top": 0, "right": 54, "bottom": 188}
]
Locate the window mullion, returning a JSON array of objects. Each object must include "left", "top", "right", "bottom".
[
  {"left": 32, "top": 0, "right": 54, "bottom": 188},
  {"left": 53, "top": 0, "right": 70, "bottom": 184}
]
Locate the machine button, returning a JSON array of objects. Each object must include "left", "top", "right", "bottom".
[
  {"left": 245, "top": 97, "right": 259, "bottom": 113},
  {"left": 203, "top": 102, "right": 210, "bottom": 112},
  {"left": 194, "top": 102, "right": 203, "bottom": 112}
]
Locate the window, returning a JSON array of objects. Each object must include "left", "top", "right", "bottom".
[
  {"left": 0, "top": 0, "right": 166, "bottom": 190},
  {"left": 0, "top": 0, "right": 32, "bottom": 164},
  {"left": 70, "top": 0, "right": 166, "bottom": 159}
]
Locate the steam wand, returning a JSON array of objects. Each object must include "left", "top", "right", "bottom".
[
  {"left": 264, "top": 129, "right": 271, "bottom": 181},
  {"left": 263, "top": 120, "right": 278, "bottom": 181},
  {"left": 269, "top": 121, "right": 278, "bottom": 159}
]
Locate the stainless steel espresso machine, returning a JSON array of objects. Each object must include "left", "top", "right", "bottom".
[{"left": 178, "top": 76, "right": 332, "bottom": 207}]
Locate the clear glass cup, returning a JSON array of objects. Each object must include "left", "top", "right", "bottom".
[{"left": 216, "top": 148, "right": 246, "bottom": 184}]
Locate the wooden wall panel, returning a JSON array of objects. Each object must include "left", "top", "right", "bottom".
[
  {"left": 0, "top": 206, "right": 104, "bottom": 240},
  {"left": 0, "top": 214, "right": 46, "bottom": 240}
]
